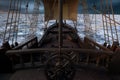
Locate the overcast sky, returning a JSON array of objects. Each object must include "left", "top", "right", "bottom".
[{"left": 0, "top": 0, "right": 120, "bottom": 14}]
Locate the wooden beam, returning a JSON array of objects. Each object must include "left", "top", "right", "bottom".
[
  {"left": 6, "top": 48, "right": 114, "bottom": 56},
  {"left": 13, "top": 37, "right": 37, "bottom": 50}
]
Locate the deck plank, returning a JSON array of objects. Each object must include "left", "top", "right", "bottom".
[
  {"left": 10, "top": 69, "right": 47, "bottom": 80},
  {"left": 74, "top": 66, "right": 120, "bottom": 80},
  {"left": 74, "top": 69, "right": 110, "bottom": 80}
]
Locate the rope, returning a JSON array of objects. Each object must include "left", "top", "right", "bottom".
[
  {"left": 81, "top": 0, "right": 92, "bottom": 36},
  {"left": 25, "top": 0, "right": 32, "bottom": 25},
  {"left": 100, "top": 0, "right": 107, "bottom": 43},
  {"left": 104, "top": 2, "right": 110, "bottom": 44},
  {"left": 90, "top": 0, "right": 119, "bottom": 46},
  {"left": 29, "top": 0, "right": 41, "bottom": 34},
  {"left": 93, "top": 3, "right": 97, "bottom": 41},
  {"left": 12, "top": 0, "right": 20, "bottom": 45},
  {"left": 3, "top": 0, "right": 13, "bottom": 42},
  {"left": 90, "top": 7, "right": 120, "bottom": 26},
  {"left": 110, "top": 0, "right": 119, "bottom": 42},
  {"left": 81, "top": 1, "right": 87, "bottom": 36},
  {"left": 106, "top": 0, "right": 114, "bottom": 42},
  {"left": 25, "top": 0, "right": 30, "bottom": 38},
  {"left": 15, "top": 0, "right": 22, "bottom": 42},
  {"left": 8, "top": 0, "right": 17, "bottom": 42},
  {"left": 101, "top": 0, "right": 110, "bottom": 45},
  {"left": 25, "top": 0, "right": 30, "bottom": 22}
]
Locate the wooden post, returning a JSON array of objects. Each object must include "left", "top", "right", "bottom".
[
  {"left": 59, "top": 0, "right": 63, "bottom": 45},
  {"left": 58, "top": 0, "right": 63, "bottom": 55}
]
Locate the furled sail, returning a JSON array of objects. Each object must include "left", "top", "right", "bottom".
[{"left": 43, "top": 0, "right": 79, "bottom": 21}]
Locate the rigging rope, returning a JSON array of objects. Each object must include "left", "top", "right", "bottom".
[
  {"left": 91, "top": 7, "right": 120, "bottom": 26},
  {"left": 25, "top": 0, "right": 31, "bottom": 24},
  {"left": 11, "top": 0, "right": 20, "bottom": 45},
  {"left": 3, "top": 0, "right": 13, "bottom": 42},
  {"left": 25, "top": 0, "right": 30, "bottom": 38},
  {"left": 106, "top": 0, "right": 114, "bottom": 42},
  {"left": 104, "top": 2, "right": 110, "bottom": 45},
  {"left": 110, "top": 0, "right": 119, "bottom": 43},
  {"left": 15, "top": 0, "right": 22, "bottom": 42},
  {"left": 81, "top": 0, "right": 92, "bottom": 36},
  {"left": 8, "top": 0, "right": 17, "bottom": 42},
  {"left": 93, "top": 3, "right": 97, "bottom": 41},
  {"left": 90, "top": 4, "right": 120, "bottom": 45},
  {"left": 29, "top": 0, "right": 41, "bottom": 35},
  {"left": 100, "top": 0, "right": 107, "bottom": 43},
  {"left": 101, "top": 0, "right": 110, "bottom": 45}
]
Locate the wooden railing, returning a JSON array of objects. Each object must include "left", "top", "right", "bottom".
[
  {"left": 13, "top": 37, "right": 38, "bottom": 50},
  {"left": 6, "top": 48, "right": 114, "bottom": 70},
  {"left": 84, "top": 37, "right": 110, "bottom": 51},
  {"left": 4, "top": 36, "right": 114, "bottom": 70}
]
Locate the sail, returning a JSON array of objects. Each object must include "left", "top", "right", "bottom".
[{"left": 43, "top": 0, "right": 79, "bottom": 21}]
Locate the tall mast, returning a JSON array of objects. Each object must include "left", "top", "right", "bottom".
[{"left": 58, "top": 0, "right": 63, "bottom": 51}]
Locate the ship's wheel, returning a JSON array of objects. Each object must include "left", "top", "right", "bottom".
[{"left": 45, "top": 54, "right": 75, "bottom": 80}]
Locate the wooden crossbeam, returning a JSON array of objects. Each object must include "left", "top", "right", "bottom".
[
  {"left": 13, "top": 37, "right": 37, "bottom": 50},
  {"left": 6, "top": 48, "right": 114, "bottom": 56}
]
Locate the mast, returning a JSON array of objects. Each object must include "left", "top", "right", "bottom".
[{"left": 58, "top": 0, "right": 63, "bottom": 52}]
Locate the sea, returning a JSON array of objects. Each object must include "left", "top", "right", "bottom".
[{"left": 0, "top": 13, "right": 120, "bottom": 46}]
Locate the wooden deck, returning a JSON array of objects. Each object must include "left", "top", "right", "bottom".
[
  {"left": 74, "top": 69, "right": 110, "bottom": 80},
  {"left": 74, "top": 65, "right": 120, "bottom": 80},
  {"left": 0, "top": 67, "right": 120, "bottom": 80},
  {"left": 74, "top": 70, "right": 120, "bottom": 80},
  {"left": 10, "top": 69, "right": 47, "bottom": 80},
  {"left": 0, "top": 73, "right": 11, "bottom": 80}
]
